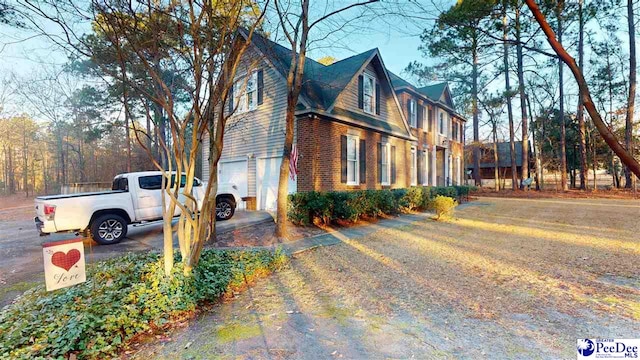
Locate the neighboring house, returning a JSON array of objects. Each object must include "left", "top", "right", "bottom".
[
  {"left": 202, "top": 31, "right": 467, "bottom": 211},
  {"left": 465, "top": 141, "right": 533, "bottom": 179}
]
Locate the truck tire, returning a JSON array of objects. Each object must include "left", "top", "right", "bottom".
[
  {"left": 90, "top": 214, "right": 128, "bottom": 245},
  {"left": 216, "top": 197, "right": 235, "bottom": 221}
]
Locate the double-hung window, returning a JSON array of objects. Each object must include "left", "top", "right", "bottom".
[
  {"left": 439, "top": 112, "right": 444, "bottom": 134},
  {"left": 452, "top": 120, "right": 458, "bottom": 140},
  {"left": 411, "top": 146, "right": 417, "bottom": 186},
  {"left": 346, "top": 135, "right": 359, "bottom": 185},
  {"left": 381, "top": 143, "right": 390, "bottom": 185},
  {"left": 409, "top": 99, "right": 417, "bottom": 127},
  {"left": 363, "top": 73, "right": 375, "bottom": 114},
  {"left": 235, "top": 71, "right": 258, "bottom": 113}
]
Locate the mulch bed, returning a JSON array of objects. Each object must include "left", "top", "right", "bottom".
[{"left": 473, "top": 188, "right": 640, "bottom": 200}]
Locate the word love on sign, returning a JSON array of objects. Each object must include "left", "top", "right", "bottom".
[{"left": 42, "top": 238, "right": 86, "bottom": 291}]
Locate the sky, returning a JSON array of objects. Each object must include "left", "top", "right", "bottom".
[{"left": 0, "top": 1, "right": 439, "bottom": 83}]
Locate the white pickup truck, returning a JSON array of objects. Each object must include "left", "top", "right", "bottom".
[{"left": 35, "top": 171, "right": 242, "bottom": 245}]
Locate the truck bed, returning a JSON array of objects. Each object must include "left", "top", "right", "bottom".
[{"left": 36, "top": 190, "right": 127, "bottom": 201}]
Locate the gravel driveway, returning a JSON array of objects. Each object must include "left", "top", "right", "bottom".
[{"left": 130, "top": 197, "right": 640, "bottom": 359}]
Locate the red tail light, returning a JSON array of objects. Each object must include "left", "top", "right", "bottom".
[{"left": 44, "top": 204, "right": 56, "bottom": 219}]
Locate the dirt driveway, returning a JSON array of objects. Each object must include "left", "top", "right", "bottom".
[{"left": 131, "top": 197, "right": 640, "bottom": 359}]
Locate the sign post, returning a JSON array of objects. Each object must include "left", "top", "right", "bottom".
[{"left": 42, "top": 238, "right": 86, "bottom": 291}]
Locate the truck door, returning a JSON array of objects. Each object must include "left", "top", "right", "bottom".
[{"left": 135, "top": 175, "right": 164, "bottom": 220}]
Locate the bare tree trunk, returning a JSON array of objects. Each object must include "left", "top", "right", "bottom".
[
  {"left": 526, "top": 94, "right": 541, "bottom": 190},
  {"left": 503, "top": 3, "right": 518, "bottom": 190},
  {"left": 577, "top": 0, "right": 587, "bottom": 190},
  {"left": 556, "top": 0, "right": 568, "bottom": 191},
  {"left": 493, "top": 126, "right": 499, "bottom": 191},
  {"left": 124, "top": 96, "right": 132, "bottom": 173},
  {"left": 625, "top": 0, "right": 636, "bottom": 188},
  {"left": 516, "top": 5, "right": 529, "bottom": 188},
  {"left": 275, "top": 0, "right": 310, "bottom": 239},
  {"left": 472, "top": 37, "right": 482, "bottom": 186},
  {"left": 23, "top": 124, "right": 28, "bottom": 197}
]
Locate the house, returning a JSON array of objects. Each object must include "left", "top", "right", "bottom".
[
  {"left": 465, "top": 141, "right": 533, "bottom": 179},
  {"left": 202, "top": 31, "right": 467, "bottom": 211}
]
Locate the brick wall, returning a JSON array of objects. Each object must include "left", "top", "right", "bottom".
[{"left": 296, "top": 115, "right": 411, "bottom": 192}]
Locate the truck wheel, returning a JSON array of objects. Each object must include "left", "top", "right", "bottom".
[
  {"left": 216, "top": 197, "right": 235, "bottom": 221},
  {"left": 90, "top": 214, "right": 128, "bottom": 245}
]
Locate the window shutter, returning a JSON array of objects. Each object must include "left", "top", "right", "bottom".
[
  {"left": 341, "top": 135, "right": 347, "bottom": 183},
  {"left": 257, "top": 69, "right": 264, "bottom": 105},
  {"left": 407, "top": 99, "right": 411, "bottom": 122},
  {"left": 377, "top": 143, "right": 382, "bottom": 183},
  {"left": 417, "top": 151, "right": 423, "bottom": 185},
  {"left": 417, "top": 105, "right": 423, "bottom": 129},
  {"left": 357, "top": 75, "right": 364, "bottom": 109},
  {"left": 375, "top": 83, "right": 381, "bottom": 115},
  {"left": 228, "top": 83, "right": 234, "bottom": 114},
  {"left": 391, "top": 146, "right": 396, "bottom": 184},
  {"left": 428, "top": 107, "right": 432, "bottom": 132},
  {"left": 359, "top": 139, "right": 366, "bottom": 184}
]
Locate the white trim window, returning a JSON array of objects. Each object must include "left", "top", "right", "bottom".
[
  {"left": 381, "top": 143, "right": 390, "bottom": 185},
  {"left": 439, "top": 111, "right": 445, "bottom": 135},
  {"left": 235, "top": 71, "right": 258, "bottom": 113},
  {"left": 411, "top": 146, "right": 417, "bottom": 186},
  {"left": 346, "top": 135, "right": 359, "bottom": 185},
  {"left": 363, "top": 73, "right": 376, "bottom": 114},
  {"left": 422, "top": 150, "right": 429, "bottom": 185},
  {"left": 409, "top": 99, "right": 417, "bottom": 128}
]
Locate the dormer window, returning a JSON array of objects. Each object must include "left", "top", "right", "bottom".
[
  {"left": 363, "top": 73, "right": 376, "bottom": 114},
  {"left": 408, "top": 99, "right": 417, "bottom": 127}
]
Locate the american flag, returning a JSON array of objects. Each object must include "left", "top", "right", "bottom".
[{"left": 290, "top": 144, "right": 299, "bottom": 181}]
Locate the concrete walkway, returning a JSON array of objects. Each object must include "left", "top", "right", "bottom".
[
  {"left": 214, "top": 212, "right": 433, "bottom": 255},
  {"left": 282, "top": 213, "right": 432, "bottom": 255}
]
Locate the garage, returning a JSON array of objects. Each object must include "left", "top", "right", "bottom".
[
  {"left": 256, "top": 156, "right": 296, "bottom": 211},
  {"left": 219, "top": 159, "right": 248, "bottom": 198}
]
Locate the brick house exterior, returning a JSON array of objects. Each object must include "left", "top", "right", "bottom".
[{"left": 202, "top": 30, "right": 467, "bottom": 210}]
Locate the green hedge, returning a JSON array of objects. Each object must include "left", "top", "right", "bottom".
[
  {"left": 288, "top": 185, "right": 476, "bottom": 225},
  {"left": 0, "top": 249, "right": 287, "bottom": 359}
]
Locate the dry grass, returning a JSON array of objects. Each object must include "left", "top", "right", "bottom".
[{"left": 132, "top": 197, "right": 640, "bottom": 359}]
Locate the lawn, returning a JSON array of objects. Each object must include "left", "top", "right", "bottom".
[{"left": 129, "top": 197, "right": 640, "bottom": 359}]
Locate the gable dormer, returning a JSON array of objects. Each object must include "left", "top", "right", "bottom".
[{"left": 328, "top": 51, "right": 412, "bottom": 139}]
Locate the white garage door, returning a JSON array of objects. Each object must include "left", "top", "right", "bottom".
[
  {"left": 257, "top": 156, "right": 296, "bottom": 211},
  {"left": 219, "top": 159, "right": 248, "bottom": 198}
]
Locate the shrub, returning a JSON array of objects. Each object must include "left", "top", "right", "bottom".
[
  {"left": 327, "top": 191, "right": 360, "bottom": 222},
  {"left": 377, "top": 190, "right": 397, "bottom": 215},
  {"left": 0, "top": 248, "right": 287, "bottom": 359},
  {"left": 402, "top": 186, "right": 427, "bottom": 210},
  {"left": 431, "top": 195, "right": 457, "bottom": 220},
  {"left": 287, "top": 186, "right": 469, "bottom": 225}
]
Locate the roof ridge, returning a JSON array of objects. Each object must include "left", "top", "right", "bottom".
[{"left": 325, "top": 48, "right": 377, "bottom": 67}]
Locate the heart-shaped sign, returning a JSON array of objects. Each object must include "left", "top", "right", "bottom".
[{"left": 51, "top": 249, "right": 81, "bottom": 271}]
